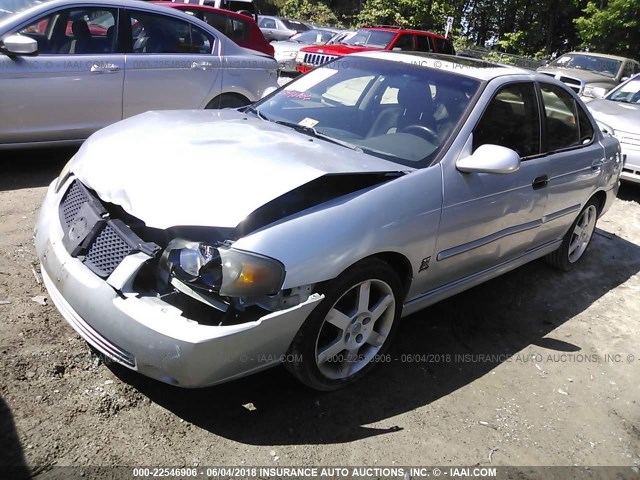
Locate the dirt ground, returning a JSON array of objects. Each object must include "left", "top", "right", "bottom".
[{"left": 1, "top": 149, "right": 639, "bottom": 477}]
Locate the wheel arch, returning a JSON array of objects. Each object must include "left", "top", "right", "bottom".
[
  {"left": 590, "top": 189, "right": 607, "bottom": 216},
  {"left": 204, "top": 91, "right": 252, "bottom": 109}
]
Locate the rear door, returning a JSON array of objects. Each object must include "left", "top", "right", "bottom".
[
  {"left": 0, "top": 6, "right": 123, "bottom": 144},
  {"left": 536, "top": 81, "right": 605, "bottom": 243},
  {"left": 122, "top": 9, "right": 222, "bottom": 116}
]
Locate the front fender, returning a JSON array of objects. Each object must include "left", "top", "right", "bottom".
[{"left": 232, "top": 165, "right": 444, "bottom": 290}]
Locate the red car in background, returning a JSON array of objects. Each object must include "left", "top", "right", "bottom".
[
  {"left": 154, "top": 2, "right": 273, "bottom": 56},
  {"left": 296, "top": 26, "right": 455, "bottom": 73}
]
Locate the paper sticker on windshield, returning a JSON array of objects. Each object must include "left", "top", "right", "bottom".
[{"left": 299, "top": 117, "right": 319, "bottom": 128}]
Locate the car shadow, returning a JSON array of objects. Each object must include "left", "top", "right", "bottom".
[
  {"left": 617, "top": 182, "right": 640, "bottom": 204},
  {"left": 110, "top": 227, "right": 640, "bottom": 446},
  {"left": 0, "top": 396, "right": 31, "bottom": 480},
  {"left": 0, "top": 148, "right": 75, "bottom": 192}
]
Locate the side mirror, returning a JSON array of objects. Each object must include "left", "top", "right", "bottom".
[
  {"left": 456, "top": 144, "right": 521, "bottom": 174},
  {"left": 1, "top": 34, "right": 38, "bottom": 56}
]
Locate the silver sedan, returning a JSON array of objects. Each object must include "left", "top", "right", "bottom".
[
  {"left": 0, "top": 0, "right": 278, "bottom": 149},
  {"left": 588, "top": 74, "right": 640, "bottom": 184},
  {"left": 35, "top": 52, "right": 622, "bottom": 390}
]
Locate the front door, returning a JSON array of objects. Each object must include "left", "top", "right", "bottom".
[
  {"left": 427, "top": 82, "right": 548, "bottom": 290},
  {"left": 0, "top": 6, "right": 124, "bottom": 144}
]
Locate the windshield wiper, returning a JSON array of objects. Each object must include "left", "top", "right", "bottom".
[
  {"left": 274, "top": 120, "right": 363, "bottom": 152},
  {"left": 243, "top": 105, "right": 269, "bottom": 121}
]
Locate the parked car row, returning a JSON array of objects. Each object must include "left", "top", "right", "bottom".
[{"left": 296, "top": 26, "right": 455, "bottom": 73}]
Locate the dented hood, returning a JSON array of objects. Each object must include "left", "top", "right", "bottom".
[{"left": 71, "top": 109, "right": 404, "bottom": 229}]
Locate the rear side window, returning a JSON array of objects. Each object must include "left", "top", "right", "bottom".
[
  {"left": 540, "top": 83, "right": 591, "bottom": 151},
  {"left": 433, "top": 37, "right": 454, "bottom": 55},
  {"left": 415, "top": 34, "right": 433, "bottom": 52},
  {"left": 473, "top": 82, "right": 541, "bottom": 158},
  {"left": 259, "top": 18, "right": 276, "bottom": 28},
  {"left": 129, "top": 11, "right": 214, "bottom": 54}
]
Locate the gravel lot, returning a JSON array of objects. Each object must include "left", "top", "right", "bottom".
[{"left": 1, "top": 149, "right": 639, "bottom": 477}]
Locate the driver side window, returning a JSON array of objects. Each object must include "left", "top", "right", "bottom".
[{"left": 473, "top": 82, "right": 541, "bottom": 158}]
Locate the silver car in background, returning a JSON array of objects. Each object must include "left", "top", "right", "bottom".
[
  {"left": 36, "top": 52, "right": 621, "bottom": 391},
  {"left": 588, "top": 74, "right": 640, "bottom": 184},
  {"left": 257, "top": 15, "right": 308, "bottom": 42},
  {"left": 0, "top": 0, "right": 278, "bottom": 149}
]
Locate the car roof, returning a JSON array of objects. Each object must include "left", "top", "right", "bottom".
[
  {"left": 351, "top": 51, "right": 535, "bottom": 81},
  {"left": 360, "top": 26, "right": 449, "bottom": 40},
  {"left": 560, "top": 51, "right": 635, "bottom": 62}
]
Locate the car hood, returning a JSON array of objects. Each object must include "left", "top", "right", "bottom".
[
  {"left": 71, "top": 110, "right": 405, "bottom": 230},
  {"left": 301, "top": 44, "right": 376, "bottom": 55},
  {"left": 588, "top": 99, "right": 640, "bottom": 130},
  {"left": 537, "top": 67, "right": 617, "bottom": 85}
]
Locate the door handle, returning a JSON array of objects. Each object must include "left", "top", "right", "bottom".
[
  {"left": 532, "top": 175, "right": 549, "bottom": 190},
  {"left": 591, "top": 158, "right": 605, "bottom": 171},
  {"left": 191, "top": 61, "right": 215, "bottom": 70},
  {"left": 90, "top": 63, "right": 120, "bottom": 73}
]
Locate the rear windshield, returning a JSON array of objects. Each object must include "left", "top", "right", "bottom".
[{"left": 281, "top": 19, "right": 309, "bottom": 31}]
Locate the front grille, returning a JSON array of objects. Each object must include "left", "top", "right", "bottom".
[
  {"left": 303, "top": 52, "right": 339, "bottom": 66},
  {"left": 558, "top": 76, "right": 582, "bottom": 94},
  {"left": 59, "top": 180, "right": 158, "bottom": 279},
  {"left": 616, "top": 131, "right": 640, "bottom": 147},
  {"left": 61, "top": 180, "right": 88, "bottom": 227},
  {"left": 84, "top": 224, "right": 134, "bottom": 278}
]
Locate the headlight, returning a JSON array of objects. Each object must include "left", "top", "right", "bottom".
[
  {"left": 54, "top": 156, "right": 74, "bottom": 193},
  {"left": 160, "top": 239, "right": 285, "bottom": 297},
  {"left": 283, "top": 50, "right": 298, "bottom": 58},
  {"left": 296, "top": 51, "right": 305, "bottom": 62},
  {"left": 583, "top": 86, "right": 608, "bottom": 99}
]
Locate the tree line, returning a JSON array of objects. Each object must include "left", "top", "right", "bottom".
[{"left": 257, "top": 0, "right": 639, "bottom": 59}]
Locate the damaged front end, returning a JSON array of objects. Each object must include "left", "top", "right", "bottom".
[{"left": 56, "top": 170, "right": 402, "bottom": 326}]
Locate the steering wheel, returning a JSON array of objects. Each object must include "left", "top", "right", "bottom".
[{"left": 400, "top": 124, "right": 439, "bottom": 143}]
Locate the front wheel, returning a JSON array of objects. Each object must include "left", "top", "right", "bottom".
[
  {"left": 544, "top": 198, "right": 599, "bottom": 271},
  {"left": 286, "top": 259, "right": 402, "bottom": 391}
]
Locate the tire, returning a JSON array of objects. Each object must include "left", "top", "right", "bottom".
[
  {"left": 544, "top": 198, "right": 599, "bottom": 271},
  {"left": 205, "top": 94, "right": 250, "bottom": 109},
  {"left": 286, "top": 258, "right": 402, "bottom": 391}
]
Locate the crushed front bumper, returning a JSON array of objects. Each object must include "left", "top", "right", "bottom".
[{"left": 35, "top": 179, "right": 323, "bottom": 387}]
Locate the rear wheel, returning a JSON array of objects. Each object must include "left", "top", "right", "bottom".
[
  {"left": 205, "top": 94, "right": 250, "bottom": 109},
  {"left": 286, "top": 259, "right": 402, "bottom": 391},
  {"left": 545, "top": 198, "right": 599, "bottom": 271}
]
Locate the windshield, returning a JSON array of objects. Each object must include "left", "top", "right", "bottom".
[
  {"left": 291, "top": 29, "right": 335, "bottom": 44},
  {"left": 550, "top": 54, "right": 622, "bottom": 78},
  {"left": 253, "top": 57, "right": 481, "bottom": 168},
  {"left": 0, "top": 0, "right": 50, "bottom": 18},
  {"left": 607, "top": 77, "right": 640, "bottom": 104},
  {"left": 341, "top": 29, "right": 396, "bottom": 48}
]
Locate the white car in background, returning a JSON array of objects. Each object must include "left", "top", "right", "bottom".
[{"left": 0, "top": 0, "right": 277, "bottom": 149}]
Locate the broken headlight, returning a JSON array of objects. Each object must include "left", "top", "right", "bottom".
[{"left": 160, "top": 239, "right": 285, "bottom": 297}]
